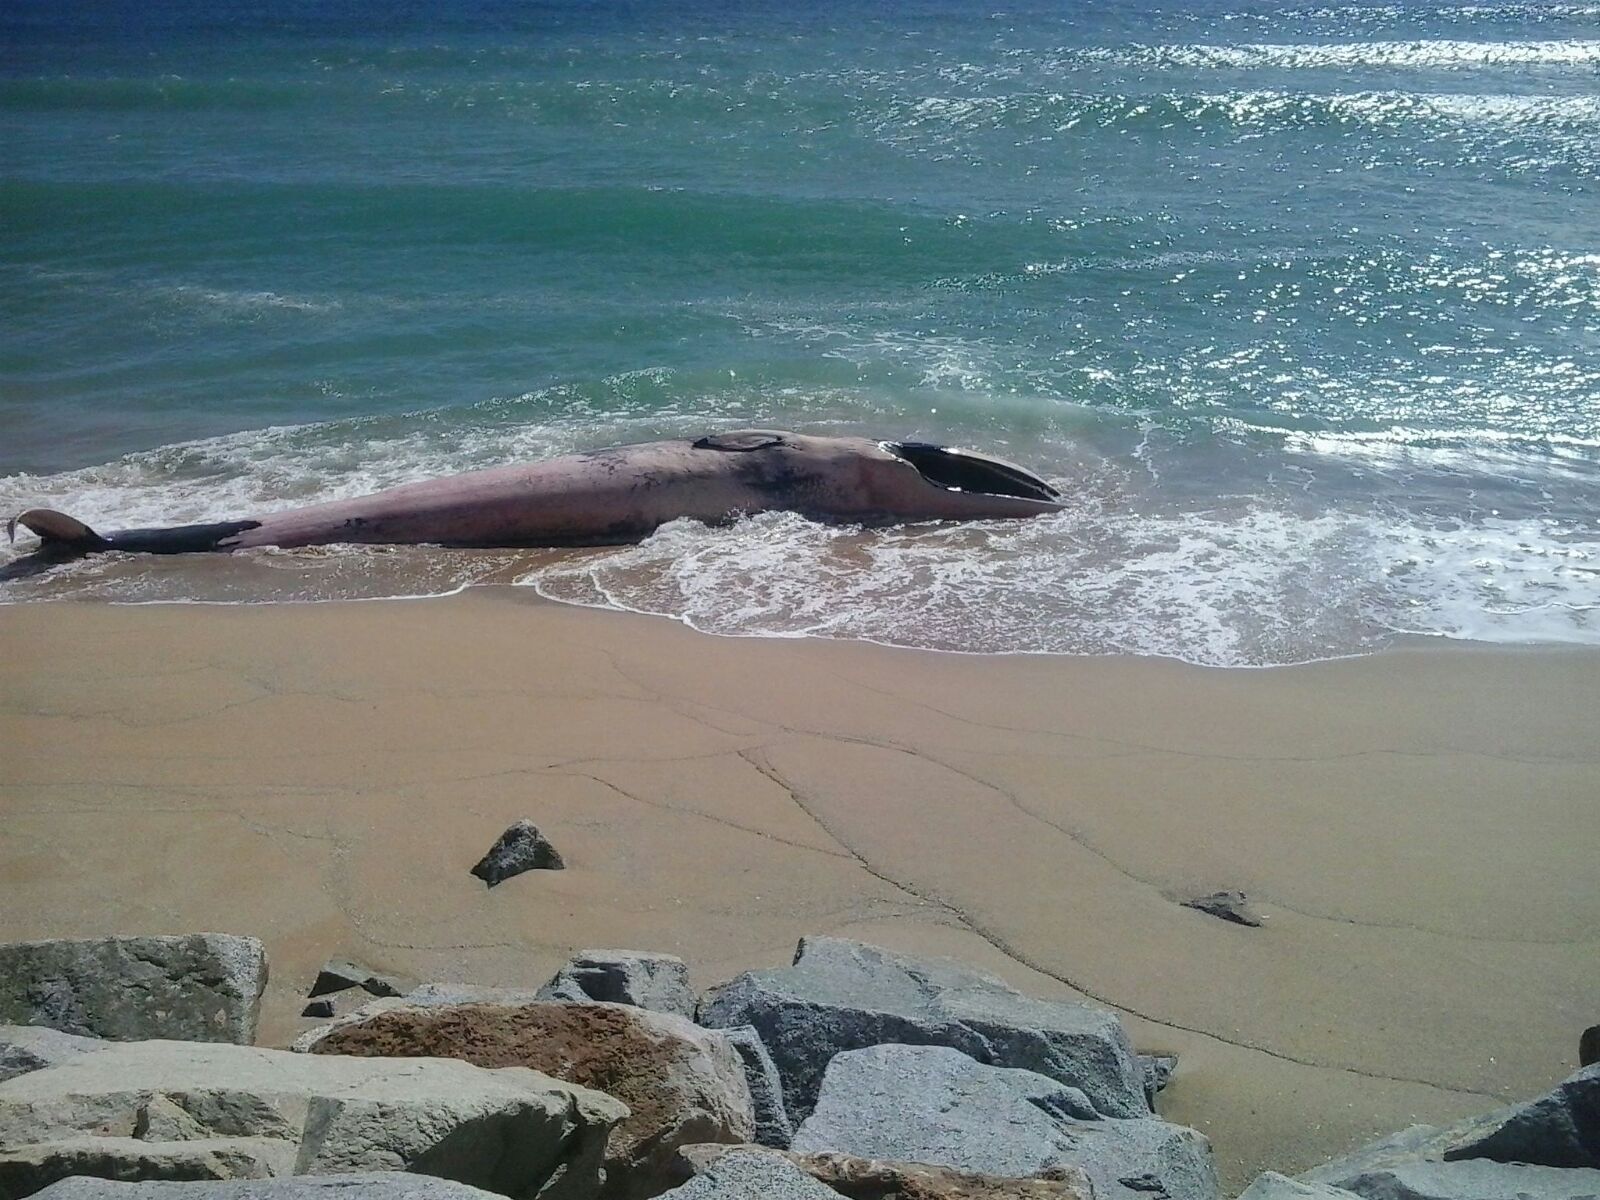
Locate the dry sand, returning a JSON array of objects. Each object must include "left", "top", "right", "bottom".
[{"left": 1, "top": 590, "right": 1595, "bottom": 1191}]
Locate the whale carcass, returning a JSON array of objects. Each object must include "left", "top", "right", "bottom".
[{"left": 6, "top": 430, "right": 1062, "bottom": 565}]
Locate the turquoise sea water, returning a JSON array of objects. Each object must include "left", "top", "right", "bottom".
[{"left": 2, "top": 0, "right": 1597, "bottom": 663}]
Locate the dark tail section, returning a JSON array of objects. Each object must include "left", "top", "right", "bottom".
[
  {"left": 6, "top": 509, "right": 110, "bottom": 554},
  {"left": 101, "top": 519, "right": 261, "bottom": 554},
  {"left": 4, "top": 509, "right": 262, "bottom": 581}
]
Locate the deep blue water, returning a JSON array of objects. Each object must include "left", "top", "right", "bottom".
[{"left": 2, "top": 0, "right": 1597, "bottom": 663}]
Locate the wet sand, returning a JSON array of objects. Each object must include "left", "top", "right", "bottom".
[{"left": 1, "top": 590, "right": 1595, "bottom": 1191}]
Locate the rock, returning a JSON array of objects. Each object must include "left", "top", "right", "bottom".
[
  {"left": 0, "top": 1037, "right": 625, "bottom": 1200},
  {"left": 1141, "top": 1054, "right": 1178, "bottom": 1105},
  {"left": 0, "top": 936, "right": 268, "bottom": 1045},
  {"left": 1582, "top": 1026, "right": 1599, "bottom": 1069},
  {"left": 790, "top": 1044, "right": 1218, "bottom": 1200},
  {"left": 697, "top": 936, "right": 1149, "bottom": 1124},
  {"left": 538, "top": 950, "right": 695, "bottom": 1019},
  {"left": 1441, "top": 1063, "right": 1598, "bottom": 1168},
  {"left": 471, "top": 820, "right": 563, "bottom": 886},
  {"left": 305, "top": 999, "right": 754, "bottom": 1199},
  {"left": 0, "top": 1026, "right": 105, "bottom": 1083},
  {"left": 298, "top": 1000, "right": 334, "bottom": 1020},
  {"left": 32, "top": 1175, "right": 512, "bottom": 1198},
  {"left": 657, "top": 1148, "right": 838, "bottom": 1199},
  {"left": 0, "top": 1137, "right": 297, "bottom": 1195},
  {"left": 1299, "top": 1064, "right": 1600, "bottom": 1182},
  {"left": 1180, "top": 891, "right": 1262, "bottom": 928},
  {"left": 406, "top": 984, "right": 548, "bottom": 1006},
  {"left": 307, "top": 960, "right": 406, "bottom": 1000},
  {"left": 720, "top": 1027, "right": 793, "bottom": 1149},
  {"left": 673, "top": 1143, "right": 1095, "bottom": 1198},
  {"left": 1237, "top": 1172, "right": 1362, "bottom": 1200},
  {"left": 1323, "top": 1160, "right": 1600, "bottom": 1200}
]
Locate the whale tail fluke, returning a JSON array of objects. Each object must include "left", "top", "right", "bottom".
[{"left": 6, "top": 508, "right": 110, "bottom": 554}]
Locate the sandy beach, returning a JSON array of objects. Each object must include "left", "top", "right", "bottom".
[{"left": 1, "top": 591, "right": 1595, "bottom": 1191}]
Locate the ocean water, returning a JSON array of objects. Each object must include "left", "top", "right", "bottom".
[{"left": 2, "top": 0, "right": 1596, "bottom": 665}]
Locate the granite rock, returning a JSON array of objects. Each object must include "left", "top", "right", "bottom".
[
  {"left": 673, "top": 1143, "right": 1095, "bottom": 1199},
  {"left": 538, "top": 951, "right": 695, "bottom": 1019},
  {"left": 697, "top": 937, "right": 1148, "bottom": 1124},
  {"left": 1327, "top": 1160, "right": 1600, "bottom": 1200},
  {"left": 1300, "top": 1064, "right": 1600, "bottom": 1183},
  {"left": 719, "top": 1028, "right": 792, "bottom": 1149},
  {"left": 0, "top": 1027, "right": 105, "bottom": 1083},
  {"left": 656, "top": 1149, "right": 837, "bottom": 1199},
  {"left": 0, "top": 1038, "right": 625, "bottom": 1200},
  {"left": 0, "top": 936, "right": 267, "bottom": 1045},
  {"left": 1441, "top": 1063, "right": 1599, "bottom": 1169},
  {"left": 305, "top": 999, "right": 753, "bottom": 1199},
  {"left": 791, "top": 1044, "right": 1218, "bottom": 1200},
  {"left": 31, "top": 1176, "right": 510, "bottom": 1198},
  {"left": 1142, "top": 1055, "right": 1179, "bottom": 1105},
  {"left": 1237, "top": 1173, "right": 1362, "bottom": 1200}
]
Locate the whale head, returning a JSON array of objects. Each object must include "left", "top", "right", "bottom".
[{"left": 862, "top": 439, "right": 1064, "bottom": 521}]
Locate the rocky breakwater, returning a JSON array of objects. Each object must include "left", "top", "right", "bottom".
[{"left": 0, "top": 934, "right": 1212, "bottom": 1199}]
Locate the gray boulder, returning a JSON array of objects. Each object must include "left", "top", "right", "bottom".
[
  {"left": 1327, "top": 1160, "right": 1600, "bottom": 1200},
  {"left": 1441, "top": 1063, "right": 1599, "bottom": 1169},
  {"left": 1300, "top": 1064, "right": 1600, "bottom": 1184},
  {"left": 1238, "top": 1173, "right": 1361, "bottom": 1200},
  {"left": 673, "top": 1143, "right": 1095, "bottom": 1199},
  {"left": 698, "top": 937, "right": 1148, "bottom": 1123},
  {"left": 0, "top": 936, "right": 267, "bottom": 1045},
  {"left": 1142, "top": 1054, "right": 1179, "bottom": 1105},
  {"left": 657, "top": 1148, "right": 838, "bottom": 1199},
  {"left": 0, "top": 1027, "right": 105, "bottom": 1083},
  {"left": 32, "top": 1177, "right": 509, "bottom": 1198},
  {"left": 0, "top": 1038, "right": 626, "bottom": 1200},
  {"left": 538, "top": 950, "right": 696, "bottom": 1019},
  {"left": 791, "top": 1044, "right": 1218, "bottom": 1200},
  {"left": 720, "top": 1028, "right": 793, "bottom": 1149}
]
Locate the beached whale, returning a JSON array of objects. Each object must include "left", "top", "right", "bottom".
[{"left": 5, "top": 431, "right": 1061, "bottom": 567}]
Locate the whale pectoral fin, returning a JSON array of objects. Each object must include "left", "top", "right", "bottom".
[
  {"left": 7, "top": 508, "right": 109, "bottom": 553},
  {"left": 693, "top": 430, "right": 788, "bottom": 452}
]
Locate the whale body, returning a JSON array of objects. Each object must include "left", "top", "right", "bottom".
[{"left": 6, "top": 430, "right": 1062, "bottom": 567}]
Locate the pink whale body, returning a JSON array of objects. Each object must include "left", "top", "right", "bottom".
[{"left": 6, "top": 430, "right": 1062, "bottom": 569}]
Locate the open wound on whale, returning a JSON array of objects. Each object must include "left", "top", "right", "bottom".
[{"left": 883, "top": 441, "right": 1062, "bottom": 504}]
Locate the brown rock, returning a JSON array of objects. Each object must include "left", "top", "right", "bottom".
[
  {"left": 673, "top": 1143, "right": 1096, "bottom": 1199},
  {"left": 307, "top": 1000, "right": 754, "bottom": 1200},
  {"left": 1581, "top": 1025, "right": 1599, "bottom": 1068}
]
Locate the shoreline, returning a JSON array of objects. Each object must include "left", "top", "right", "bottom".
[
  {"left": 6, "top": 578, "right": 1593, "bottom": 672},
  {"left": 2, "top": 589, "right": 1596, "bottom": 1190}
]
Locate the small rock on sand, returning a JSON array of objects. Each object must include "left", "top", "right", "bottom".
[
  {"left": 308, "top": 959, "right": 405, "bottom": 999},
  {"left": 1181, "top": 890, "right": 1263, "bottom": 927},
  {"left": 471, "top": 819, "right": 565, "bottom": 886}
]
